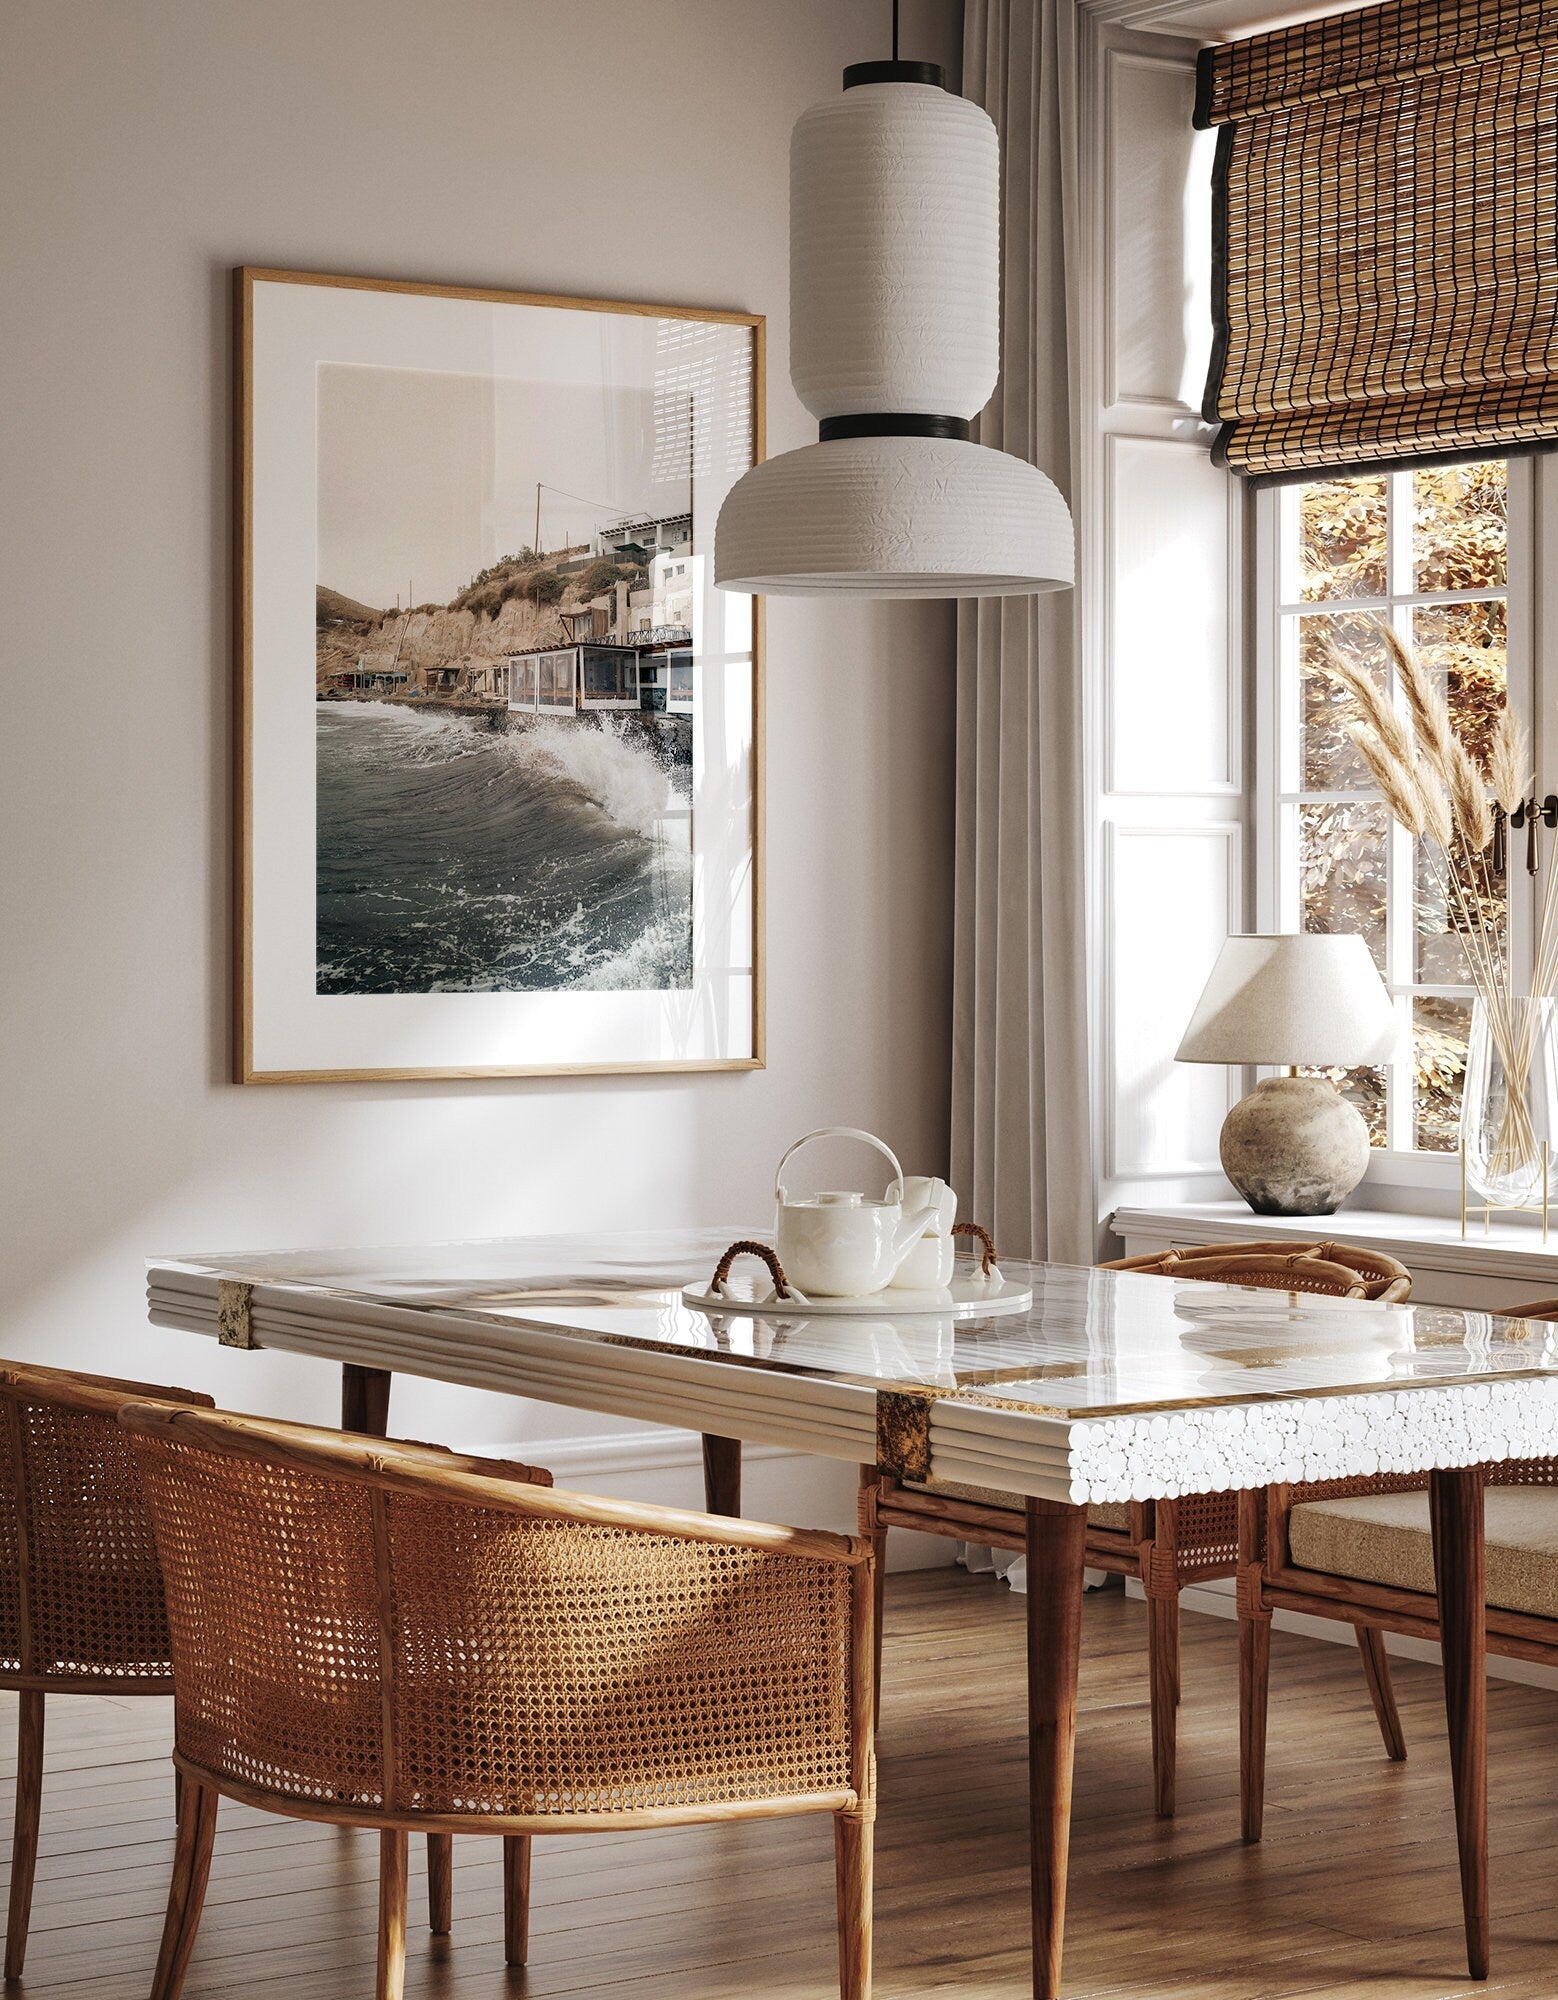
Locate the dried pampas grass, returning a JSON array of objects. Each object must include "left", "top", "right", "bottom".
[
  {"left": 1319, "top": 644, "right": 1416, "bottom": 773},
  {"left": 1447, "top": 735, "right": 1495, "bottom": 852},
  {"left": 1382, "top": 624, "right": 1455, "bottom": 772},
  {"left": 1489, "top": 705, "right": 1531, "bottom": 817},
  {"left": 1416, "top": 761, "right": 1453, "bottom": 849},
  {"left": 1321, "top": 622, "right": 1558, "bottom": 1190},
  {"left": 1344, "top": 722, "right": 1424, "bottom": 835}
]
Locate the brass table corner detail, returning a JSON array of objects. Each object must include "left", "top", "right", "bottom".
[
  {"left": 875, "top": 1389, "right": 936, "bottom": 1483},
  {"left": 216, "top": 1281, "right": 257, "bottom": 1350}
]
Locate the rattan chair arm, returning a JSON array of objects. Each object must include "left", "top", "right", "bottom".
[
  {"left": 185, "top": 1405, "right": 557, "bottom": 1489},
  {"left": 0, "top": 1363, "right": 215, "bottom": 1419},
  {"left": 1101, "top": 1239, "right": 1412, "bottom": 1301},
  {"left": 119, "top": 1403, "right": 873, "bottom": 1566}
]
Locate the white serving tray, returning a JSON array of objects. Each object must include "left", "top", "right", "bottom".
[{"left": 681, "top": 1272, "right": 1034, "bottom": 1320}]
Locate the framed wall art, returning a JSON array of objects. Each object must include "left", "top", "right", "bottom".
[{"left": 235, "top": 266, "right": 764, "bottom": 1082}]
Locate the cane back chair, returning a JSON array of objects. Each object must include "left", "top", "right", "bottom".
[
  {"left": 122, "top": 1401, "right": 878, "bottom": 2000},
  {"left": 1236, "top": 1295, "right": 1558, "bottom": 1945},
  {"left": 861, "top": 1237, "right": 1413, "bottom": 1817},
  {"left": 0, "top": 1361, "right": 215, "bottom": 1980}
]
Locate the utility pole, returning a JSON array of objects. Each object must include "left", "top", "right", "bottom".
[{"left": 535, "top": 482, "right": 542, "bottom": 559}]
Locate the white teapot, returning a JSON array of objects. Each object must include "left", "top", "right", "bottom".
[{"left": 774, "top": 1128, "right": 941, "bottom": 1298}]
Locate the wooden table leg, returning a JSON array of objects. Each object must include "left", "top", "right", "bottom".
[
  {"left": 340, "top": 1364, "right": 455, "bottom": 1932},
  {"left": 342, "top": 1364, "right": 392, "bottom": 1439},
  {"left": 1026, "top": 1496, "right": 1087, "bottom": 2000},
  {"left": 701, "top": 1433, "right": 741, "bottom": 1517},
  {"left": 1429, "top": 1465, "right": 1488, "bottom": 1982}
]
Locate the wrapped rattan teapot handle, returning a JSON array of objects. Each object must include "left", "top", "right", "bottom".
[
  {"left": 953, "top": 1221, "right": 998, "bottom": 1278},
  {"left": 774, "top": 1126, "right": 906, "bottom": 1204},
  {"left": 709, "top": 1240, "right": 794, "bottom": 1301}
]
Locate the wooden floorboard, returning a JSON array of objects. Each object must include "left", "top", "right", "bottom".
[{"left": 3, "top": 1570, "right": 1558, "bottom": 1997}]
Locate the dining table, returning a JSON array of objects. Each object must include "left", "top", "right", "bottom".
[{"left": 146, "top": 1227, "right": 1558, "bottom": 1997}]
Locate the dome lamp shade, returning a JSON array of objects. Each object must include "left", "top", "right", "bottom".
[{"left": 714, "top": 58, "right": 1074, "bottom": 600}]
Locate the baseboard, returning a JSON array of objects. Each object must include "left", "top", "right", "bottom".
[{"left": 1150, "top": 1574, "right": 1558, "bottom": 1693}]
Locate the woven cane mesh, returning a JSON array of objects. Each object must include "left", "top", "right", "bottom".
[
  {"left": 0, "top": 1420, "right": 21, "bottom": 1676},
  {"left": 142, "top": 1443, "right": 385, "bottom": 1804},
  {"left": 389, "top": 1494, "right": 851, "bottom": 1815},
  {"left": 1172, "top": 1490, "right": 1240, "bottom": 1580},
  {"left": 0, "top": 1374, "right": 209, "bottom": 1686},
  {"left": 1194, "top": 0, "right": 1558, "bottom": 478},
  {"left": 1489, "top": 1457, "right": 1558, "bottom": 1487},
  {"left": 136, "top": 1432, "right": 855, "bottom": 1822},
  {"left": 1288, "top": 1470, "right": 1428, "bottom": 1508}
]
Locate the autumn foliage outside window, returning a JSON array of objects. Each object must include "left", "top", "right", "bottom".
[{"left": 1276, "top": 460, "right": 1512, "bottom": 1153}]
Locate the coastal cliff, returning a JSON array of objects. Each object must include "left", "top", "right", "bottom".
[{"left": 316, "top": 550, "right": 647, "bottom": 695}]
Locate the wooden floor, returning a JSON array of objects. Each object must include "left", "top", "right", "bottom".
[{"left": 5, "top": 1570, "right": 1558, "bottom": 1998}]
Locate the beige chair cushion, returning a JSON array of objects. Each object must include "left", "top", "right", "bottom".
[
  {"left": 903, "top": 1478, "right": 1129, "bottom": 1531},
  {"left": 1289, "top": 1487, "right": 1558, "bottom": 1619}
]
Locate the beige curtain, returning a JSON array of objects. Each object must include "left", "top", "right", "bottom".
[{"left": 955, "top": 0, "right": 1095, "bottom": 1267}]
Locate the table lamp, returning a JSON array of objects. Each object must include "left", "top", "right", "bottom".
[{"left": 1176, "top": 933, "right": 1400, "bottom": 1216}]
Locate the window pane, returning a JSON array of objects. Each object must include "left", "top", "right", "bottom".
[
  {"left": 1299, "top": 800, "right": 1387, "bottom": 973},
  {"left": 1297, "top": 611, "right": 1393, "bottom": 789},
  {"left": 1411, "top": 597, "right": 1507, "bottom": 773},
  {"left": 1298, "top": 1063, "right": 1387, "bottom": 1147},
  {"left": 1280, "top": 458, "right": 1508, "bottom": 1159},
  {"left": 1413, "top": 995, "right": 1470, "bottom": 1153},
  {"left": 1411, "top": 461, "right": 1507, "bottom": 594},
  {"left": 1298, "top": 476, "right": 1388, "bottom": 602}
]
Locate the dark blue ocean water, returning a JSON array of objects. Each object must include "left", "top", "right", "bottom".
[{"left": 315, "top": 703, "right": 692, "bottom": 994}]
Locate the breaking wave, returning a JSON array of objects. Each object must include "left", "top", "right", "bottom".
[{"left": 315, "top": 703, "right": 693, "bottom": 994}]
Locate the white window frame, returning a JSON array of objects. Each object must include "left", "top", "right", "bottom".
[{"left": 1252, "top": 458, "right": 1536, "bottom": 1194}]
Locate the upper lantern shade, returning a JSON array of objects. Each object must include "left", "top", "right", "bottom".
[{"left": 789, "top": 83, "right": 999, "bottom": 422}]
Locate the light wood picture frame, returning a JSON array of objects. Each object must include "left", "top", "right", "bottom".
[{"left": 236, "top": 267, "right": 764, "bottom": 1083}]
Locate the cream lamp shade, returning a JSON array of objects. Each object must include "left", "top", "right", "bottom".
[
  {"left": 714, "top": 63, "right": 1074, "bottom": 599},
  {"left": 1176, "top": 933, "right": 1400, "bottom": 1069}
]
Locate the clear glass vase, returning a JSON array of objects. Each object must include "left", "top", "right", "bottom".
[{"left": 1460, "top": 996, "right": 1558, "bottom": 1210}]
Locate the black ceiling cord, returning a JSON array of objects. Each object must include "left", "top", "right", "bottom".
[{"left": 843, "top": 0, "right": 944, "bottom": 92}]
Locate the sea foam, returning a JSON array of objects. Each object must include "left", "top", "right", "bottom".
[{"left": 506, "top": 717, "right": 680, "bottom": 842}]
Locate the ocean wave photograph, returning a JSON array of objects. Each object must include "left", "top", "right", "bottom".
[{"left": 315, "top": 702, "right": 693, "bottom": 995}]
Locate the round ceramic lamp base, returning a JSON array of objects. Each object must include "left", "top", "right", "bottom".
[{"left": 1219, "top": 1075, "right": 1371, "bottom": 1218}]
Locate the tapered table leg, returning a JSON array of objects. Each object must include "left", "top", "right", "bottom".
[
  {"left": 701, "top": 1434, "right": 741, "bottom": 1517},
  {"left": 342, "top": 1364, "right": 392, "bottom": 1438},
  {"left": 1429, "top": 1465, "right": 1487, "bottom": 1982},
  {"left": 340, "top": 1363, "right": 458, "bottom": 1942},
  {"left": 1026, "top": 1496, "right": 1087, "bottom": 2000}
]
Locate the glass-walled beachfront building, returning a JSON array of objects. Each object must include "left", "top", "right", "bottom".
[
  {"left": 504, "top": 642, "right": 692, "bottom": 717},
  {"left": 579, "top": 646, "right": 639, "bottom": 708}
]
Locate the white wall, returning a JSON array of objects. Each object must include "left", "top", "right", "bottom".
[{"left": 0, "top": 0, "right": 959, "bottom": 1546}]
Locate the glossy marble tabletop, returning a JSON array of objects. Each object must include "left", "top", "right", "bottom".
[{"left": 148, "top": 1229, "right": 1558, "bottom": 1505}]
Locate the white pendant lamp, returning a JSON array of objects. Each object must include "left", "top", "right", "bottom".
[{"left": 715, "top": 38, "right": 1074, "bottom": 599}]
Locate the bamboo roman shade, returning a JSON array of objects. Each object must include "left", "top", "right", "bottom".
[{"left": 1195, "top": 0, "right": 1558, "bottom": 479}]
